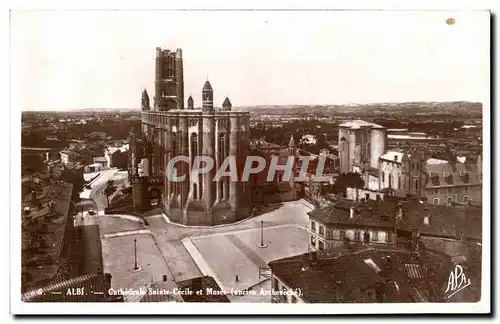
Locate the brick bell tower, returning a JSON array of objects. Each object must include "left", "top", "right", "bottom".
[{"left": 202, "top": 80, "right": 214, "bottom": 113}]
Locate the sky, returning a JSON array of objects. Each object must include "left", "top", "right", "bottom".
[{"left": 11, "top": 10, "right": 490, "bottom": 111}]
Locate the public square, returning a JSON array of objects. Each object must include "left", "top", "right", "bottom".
[
  {"left": 98, "top": 198, "right": 313, "bottom": 302},
  {"left": 186, "top": 225, "right": 309, "bottom": 302}
]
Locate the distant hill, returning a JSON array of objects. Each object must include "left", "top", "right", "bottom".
[
  {"left": 234, "top": 101, "right": 483, "bottom": 116},
  {"left": 23, "top": 101, "right": 483, "bottom": 117}
]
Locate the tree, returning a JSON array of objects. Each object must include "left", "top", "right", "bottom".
[
  {"left": 103, "top": 180, "right": 117, "bottom": 206},
  {"left": 331, "top": 172, "right": 365, "bottom": 197}
]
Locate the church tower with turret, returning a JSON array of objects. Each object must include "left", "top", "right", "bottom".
[
  {"left": 202, "top": 80, "right": 214, "bottom": 113},
  {"left": 138, "top": 47, "right": 251, "bottom": 226}
]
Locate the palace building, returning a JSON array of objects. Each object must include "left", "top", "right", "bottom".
[{"left": 129, "top": 47, "right": 252, "bottom": 226}]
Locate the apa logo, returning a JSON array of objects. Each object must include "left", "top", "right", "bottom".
[{"left": 444, "top": 265, "right": 471, "bottom": 299}]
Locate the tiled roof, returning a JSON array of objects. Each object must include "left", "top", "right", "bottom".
[
  {"left": 308, "top": 199, "right": 398, "bottom": 229},
  {"left": 308, "top": 198, "right": 482, "bottom": 240},
  {"left": 269, "top": 248, "right": 453, "bottom": 303},
  {"left": 425, "top": 162, "right": 481, "bottom": 188},
  {"left": 21, "top": 180, "right": 73, "bottom": 289},
  {"left": 22, "top": 272, "right": 118, "bottom": 302}
]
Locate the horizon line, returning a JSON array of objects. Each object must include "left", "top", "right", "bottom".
[{"left": 20, "top": 100, "right": 483, "bottom": 112}]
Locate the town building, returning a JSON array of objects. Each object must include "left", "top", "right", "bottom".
[
  {"left": 249, "top": 135, "right": 299, "bottom": 205},
  {"left": 268, "top": 246, "right": 479, "bottom": 303},
  {"left": 105, "top": 143, "right": 129, "bottom": 168},
  {"left": 368, "top": 150, "right": 482, "bottom": 205},
  {"left": 424, "top": 159, "right": 482, "bottom": 205},
  {"left": 93, "top": 156, "right": 108, "bottom": 168},
  {"left": 130, "top": 47, "right": 252, "bottom": 226},
  {"left": 21, "top": 178, "right": 74, "bottom": 292},
  {"left": 338, "top": 120, "right": 387, "bottom": 174},
  {"left": 307, "top": 197, "right": 481, "bottom": 258},
  {"left": 59, "top": 150, "right": 77, "bottom": 165},
  {"left": 346, "top": 144, "right": 482, "bottom": 206}
]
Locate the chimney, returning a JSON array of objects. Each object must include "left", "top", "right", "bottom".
[{"left": 350, "top": 207, "right": 355, "bottom": 219}]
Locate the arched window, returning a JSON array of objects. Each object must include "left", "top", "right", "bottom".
[{"left": 340, "top": 137, "right": 347, "bottom": 151}]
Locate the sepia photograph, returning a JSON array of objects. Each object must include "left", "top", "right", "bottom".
[{"left": 10, "top": 7, "right": 490, "bottom": 315}]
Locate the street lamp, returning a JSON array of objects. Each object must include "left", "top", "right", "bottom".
[
  {"left": 258, "top": 220, "right": 268, "bottom": 248},
  {"left": 133, "top": 238, "right": 140, "bottom": 271}
]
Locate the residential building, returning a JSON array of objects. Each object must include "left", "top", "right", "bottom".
[
  {"left": 93, "top": 156, "right": 108, "bottom": 168},
  {"left": 59, "top": 150, "right": 76, "bottom": 165},
  {"left": 307, "top": 197, "right": 481, "bottom": 255},
  {"left": 268, "top": 247, "right": 463, "bottom": 303},
  {"left": 424, "top": 160, "right": 482, "bottom": 205},
  {"left": 353, "top": 148, "right": 482, "bottom": 206},
  {"left": 105, "top": 143, "right": 129, "bottom": 168},
  {"left": 21, "top": 179, "right": 74, "bottom": 292}
]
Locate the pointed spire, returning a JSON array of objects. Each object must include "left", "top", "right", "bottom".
[
  {"left": 288, "top": 134, "right": 296, "bottom": 147},
  {"left": 203, "top": 80, "right": 213, "bottom": 91},
  {"left": 187, "top": 95, "right": 194, "bottom": 109},
  {"left": 222, "top": 96, "right": 232, "bottom": 110},
  {"left": 141, "top": 89, "right": 150, "bottom": 110}
]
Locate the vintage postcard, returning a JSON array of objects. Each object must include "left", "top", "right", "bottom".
[{"left": 10, "top": 8, "right": 490, "bottom": 315}]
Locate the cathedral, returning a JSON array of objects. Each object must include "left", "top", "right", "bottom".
[{"left": 128, "top": 47, "right": 252, "bottom": 226}]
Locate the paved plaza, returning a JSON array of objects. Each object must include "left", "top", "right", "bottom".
[
  {"left": 185, "top": 225, "right": 309, "bottom": 302},
  {"left": 98, "top": 199, "right": 314, "bottom": 302},
  {"left": 102, "top": 233, "right": 176, "bottom": 293}
]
